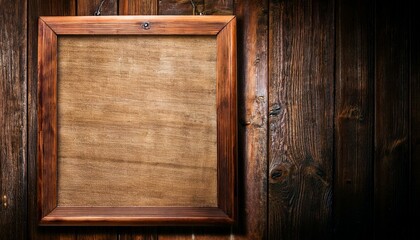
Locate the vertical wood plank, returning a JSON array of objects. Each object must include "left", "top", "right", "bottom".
[
  {"left": 268, "top": 0, "right": 335, "bottom": 239},
  {"left": 334, "top": 0, "right": 374, "bottom": 239},
  {"left": 119, "top": 0, "right": 158, "bottom": 15},
  {"left": 159, "top": 0, "right": 199, "bottom": 15},
  {"left": 0, "top": 0, "right": 27, "bottom": 239},
  {"left": 77, "top": 0, "right": 117, "bottom": 15},
  {"left": 233, "top": 0, "right": 268, "bottom": 239},
  {"left": 410, "top": 1, "right": 419, "bottom": 237},
  {"left": 28, "top": 0, "right": 76, "bottom": 238},
  {"left": 374, "top": 0, "right": 410, "bottom": 238},
  {"left": 158, "top": 230, "right": 192, "bottom": 240},
  {"left": 205, "top": 0, "right": 234, "bottom": 15}
]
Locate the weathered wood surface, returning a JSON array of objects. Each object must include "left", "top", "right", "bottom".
[
  {"left": 268, "top": 0, "right": 335, "bottom": 239},
  {"left": 77, "top": 0, "right": 117, "bottom": 16},
  {"left": 0, "top": 0, "right": 27, "bottom": 239},
  {"left": 120, "top": 0, "right": 157, "bottom": 15},
  {"left": 233, "top": 0, "right": 268, "bottom": 239},
  {"left": 159, "top": 0, "right": 200, "bottom": 15},
  {"left": 28, "top": 0, "right": 77, "bottom": 239},
  {"left": 374, "top": 0, "right": 410, "bottom": 238},
  {"left": 57, "top": 35, "right": 217, "bottom": 207},
  {"left": 334, "top": 0, "right": 374, "bottom": 239}
]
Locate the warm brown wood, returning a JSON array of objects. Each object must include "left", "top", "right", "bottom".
[
  {"left": 374, "top": 1, "right": 410, "bottom": 238},
  {"left": 216, "top": 17, "right": 237, "bottom": 220},
  {"left": 334, "top": 0, "right": 374, "bottom": 238},
  {"left": 268, "top": 0, "right": 334, "bottom": 239},
  {"left": 38, "top": 18, "right": 59, "bottom": 219},
  {"left": 37, "top": 15, "right": 236, "bottom": 226},
  {"left": 40, "top": 16, "right": 232, "bottom": 35},
  {"left": 233, "top": 0, "right": 268, "bottom": 239},
  {"left": 28, "top": 1, "right": 77, "bottom": 239},
  {"left": 57, "top": 35, "right": 218, "bottom": 208},
  {"left": 77, "top": 0, "right": 117, "bottom": 15},
  {"left": 119, "top": 0, "right": 158, "bottom": 15},
  {"left": 205, "top": 0, "right": 234, "bottom": 15},
  {"left": 410, "top": 3, "right": 419, "bottom": 237},
  {"left": 159, "top": 0, "right": 199, "bottom": 15},
  {"left": 40, "top": 207, "right": 232, "bottom": 226},
  {"left": 0, "top": 0, "right": 27, "bottom": 239}
]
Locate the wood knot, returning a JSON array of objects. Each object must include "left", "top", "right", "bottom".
[
  {"left": 338, "top": 106, "right": 364, "bottom": 121},
  {"left": 270, "top": 165, "right": 288, "bottom": 183}
]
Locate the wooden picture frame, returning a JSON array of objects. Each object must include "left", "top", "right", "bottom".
[{"left": 38, "top": 16, "right": 236, "bottom": 226}]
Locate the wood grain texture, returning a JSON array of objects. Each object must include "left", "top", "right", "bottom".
[
  {"left": 410, "top": 2, "right": 419, "bottom": 237},
  {"left": 334, "top": 0, "right": 374, "bottom": 238},
  {"left": 205, "top": 0, "right": 234, "bottom": 15},
  {"left": 0, "top": 0, "right": 27, "bottom": 239},
  {"left": 28, "top": 1, "right": 76, "bottom": 239},
  {"left": 234, "top": 0, "right": 268, "bottom": 239},
  {"left": 159, "top": 0, "right": 199, "bottom": 15},
  {"left": 77, "top": 0, "right": 117, "bottom": 16},
  {"left": 268, "top": 0, "right": 334, "bottom": 239},
  {"left": 216, "top": 17, "right": 237, "bottom": 219},
  {"left": 38, "top": 19, "right": 58, "bottom": 218},
  {"left": 40, "top": 15, "right": 234, "bottom": 35},
  {"left": 40, "top": 207, "right": 232, "bottom": 226},
  {"left": 119, "top": 0, "right": 158, "bottom": 15},
  {"left": 374, "top": 0, "right": 410, "bottom": 238},
  {"left": 57, "top": 35, "right": 218, "bottom": 208}
]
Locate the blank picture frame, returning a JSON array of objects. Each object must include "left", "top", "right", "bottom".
[{"left": 37, "top": 16, "right": 236, "bottom": 226}]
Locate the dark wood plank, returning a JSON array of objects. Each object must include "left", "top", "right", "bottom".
[
  {"left": 334, "top": 0, "right": 374, "bottom": 239},
  {"left": 0, "top": 0, "right": 27, "bottom": 239},
  {"left": 205, "top": 0, "right": 234, "bottom": 15},
  {"left": 233, "top": 0, "right": 268, "bottom": 239},
  {"left": 28, "top": 1, "right": 76, "bottom": 239},
  {"left": 410, "top": 1, "right": 419, "bottom": 237},
  {"left": 119, "top": 0, "right": 158, "bottom": 15},
  {"left": 268, "top": 0, "right": 334, "bottom": 239},
  {"left": 159, "top": 0, "right": 200, "bottom": 15},
  {"left": 374, "top": 0, "right": 411, "bottom": 238},
  {"left": 77, "top": 0, "right": 117, "bottom": 15}
]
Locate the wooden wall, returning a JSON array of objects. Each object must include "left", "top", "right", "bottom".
[{"left": 0, "top": 0, "right": 417, "bottom": 239}]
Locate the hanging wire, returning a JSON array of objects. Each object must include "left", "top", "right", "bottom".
[
  {"left": 94, "top": 0, "right": 107, "bottom": 16},
  {"left": 190, "top": 0, "right": 205, "bottom": 15}
]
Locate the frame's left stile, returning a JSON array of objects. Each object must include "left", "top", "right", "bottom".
[
  {"left": 37, "top": 16, "right": 237, "bottom": 226},
  {"left": 38, "top": 18, "right": 58, "bottom": 219}
]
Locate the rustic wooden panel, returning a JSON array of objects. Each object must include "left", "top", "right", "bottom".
[
  {"left": 159, "top": 0, "right": 199, "bottom": 15},
  {"left": 0, "top": 0, "right": 27, "bottom": 239},
  {"left": 205, "top": 0, "right": 234, "bottom": 15},
  {"left": 268, "top": 0, "right": 334, "bottom": 239},
  {"left": 334, "top": 0, "right": 374, "bottom": 238},
  {"left": 119, "top": 0, "right": 158, "bottom": 15},
  {"left": 233, "top": 0, "right": 268, "bottom": 239},
  {"left": 57, "top": 35, "right": 217, "bottom": 207},
  {"left": 28, "top": 0, "right": 76, "bottom": 238},
  {"left": 374, "top": 1, "right": 410, "bottom": 239},
  {"left": 77, "top": 0, "right": 117, "bottom": 15},
  {"left": 410, "top": 2, "right": 419, "bottom": 237}
]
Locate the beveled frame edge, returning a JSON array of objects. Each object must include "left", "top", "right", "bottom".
[{"left": 37, "top": 16, "right": 237, "bottom": 226}]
